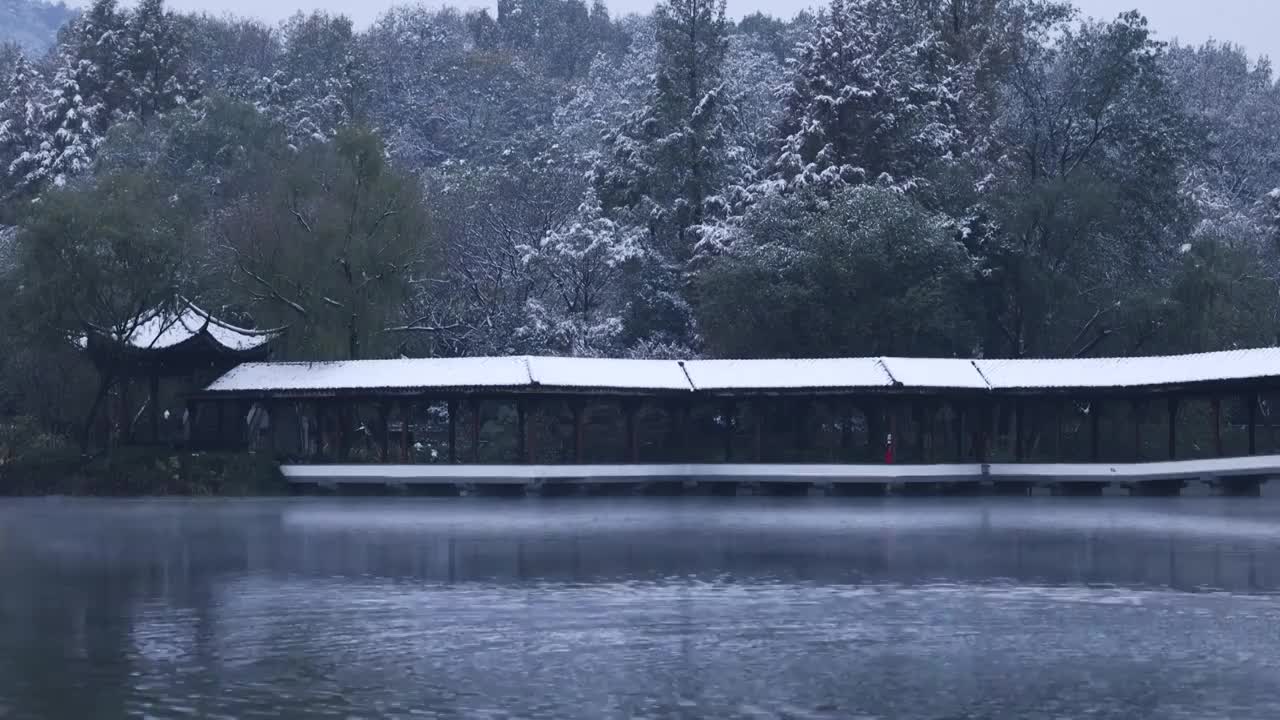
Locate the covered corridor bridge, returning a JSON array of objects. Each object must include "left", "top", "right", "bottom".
[{"left": 190, "top": 350, "right": 1280, "bottom": 493}]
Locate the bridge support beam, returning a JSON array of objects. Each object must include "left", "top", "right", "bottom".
[{"left": 1130, "top": 479, "right": 1183, "bottom": 497}]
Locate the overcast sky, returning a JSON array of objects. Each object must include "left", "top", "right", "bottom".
[{"left": 126, "top": 0, "right": 1280, "bottom": 64}]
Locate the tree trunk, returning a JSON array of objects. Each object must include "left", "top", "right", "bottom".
[{"left": 80, "top": 374, "right": 115, "bottom": 455}]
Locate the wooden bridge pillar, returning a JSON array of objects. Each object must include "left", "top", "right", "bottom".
[
  {"left": 1167, "top": 396, "right": 1178, "bottom": 460},
  {"left": 754, "top": 399, "right": 766, "bottom": 463},
  {"left": 1131, "top": 398, "right": 1143, "bottom": 462},
  {"left": 1247, "top": 392, "right": 1258, "bottom": 456},
  {"left": 571, "top": 399, "right": 585, "bottom": 464},
  {"left": 914, "top": 400, "right": 928, "bottom": 463},
  {"left": 470, "top": 398, "right": 482, "bottom": 463},
  {"left": 953, "top": 401, "right": 965, "bottom": 462},
  {"left": 1089, "top": 399, "right": 1101, "bottom": 463},
  {"left": 1211, "top": 396, "right": 1223, "bottom": 457},
  {"left": 517, "top": 398, "right": 533, "bottom": 463},
  {"left": 839, "top": 400, "right": 853, "bottom": 462},
  {"left": 378, "top": 400, "right": 391, "bottom": 462},
  {"left": 447, "top": 399, "right": 458, "bottom": 463},
  {"left": 398, "top": 400, "right": 410, "bottom": 462},
  {"left": 722, "top": 400, "right": 737, "bottom": 462},
  {"left": 1013, "top": 399, "right": 1025, "bottom": 463},
  {"left": 624, "top": 399, "right": 640, "bottom": 463}
]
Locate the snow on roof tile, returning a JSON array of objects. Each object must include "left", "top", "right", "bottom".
[
  {"left": 878, "top": 357, "right": 987, "bottom": 389},
  {"left": 206, "top": 357, "right": 533, "bottom": 393},
  {"left": 525, "top": 356, "right": 691, "bottom": 390},
  {"left": 682, "top": 358, "right": 893, "bottom": 391},
  {"left": 204, "top": 348, "right": 1280, "bottom": 395},
  {"left": 975, "top": 348, "right": 1280, "bottom": 389},
  {"left": 117, "top": 302, "right": 279, "bottom": 352}
]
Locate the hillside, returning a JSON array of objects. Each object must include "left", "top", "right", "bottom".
[{"left": 0, "top": 0, "right": 76, "bottom": 51}]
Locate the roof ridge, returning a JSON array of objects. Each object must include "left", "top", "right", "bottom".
[{"left": 874, "top": 357, "right": 900, "bottom": 386}]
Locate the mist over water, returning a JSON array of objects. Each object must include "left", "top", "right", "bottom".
[{"left": 3, "top": 497, "right": 1280, "bottom": 718}]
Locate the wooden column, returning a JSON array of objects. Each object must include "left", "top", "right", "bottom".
[
  {"left": 470, "top": 398, "right": 482, "bottom": 463},
  {"left": 974, "top": 400, "right": 991, "bottom": 463},
  {"left": 866, "top": 399, "right": 883, "bottom": 462},
  {"left": 265, "top": 400, "right": 278, "bottom": 454},
  {"left": 447, "top": 399, "right": 458, "bottom": 464},
  {"left": 914, "top": 400, "right": 928, "bottom": 464},
  {"left": 1089, "top": 399, "right": 1101, "bottom": 462},
  {"left": 148, "top": 373, "right": 161, "bottom": 444},
  {"left": 378, "top": 401, "right": 391, "bottom": 462},
  {"left": 184, "top": 399, "right": 197, "bottom": 450},
  {"left": 516, "top": 398, "right": 529, "bottom": 463},
  {"left": 1013, "top": 399, "right": 1025, "bottom": 463},
  {"left": 839, "top": 401, "right": 853, "bottom": 462},
  {"left": 677, "top": 402, "right": 692, "bottom": 462},
  {"left": 215, "top": 400, "right": 226, "bottom": 451},
  {"left": 754, "top": 400, "right": 766, "bottom": 463},
  {"left": 1211, "top": 396, "right": 1223, "bottom": 457},
  {"left": 722, "top": 400, "right": 736, "bottom": 462},
  {"left": 337, "top": 403, "right": 351, "bottom": 460},
  {"left": 1247, "top": 392, "right": 1258, "bottom": 456},
  {"left": 954, "top": 401, "right": 965, "bottom": 462},
  {"left": 624, "top": 400, "right": 640, "bottom": 463},
  {"left": 1131, "top": 398, "right": 1143, "bottom": 462},
  {"left": 399, "top": 400, "right": 410, "bottom": 462},
  {"left": 1167, "top": 396, "right": 1178, "bottom": 460},
  {"left": 1053, "top": 399, "right": 1064, "bottom": 461},
  {"left": 571, "top": 399, "right": 585, "bottom": 464},
  {"left": 794, "top": 399, "right": 811, "bottom": 461}
]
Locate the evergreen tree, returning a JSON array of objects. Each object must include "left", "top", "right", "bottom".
[
  {"left": 15, "top": 0, "right": 129, "bottom": 190},
  {"left": 768, "top": 0, "right": 961, "bottom": 192},
  {"left": 124, "top": 0, "right": 196, "bottom": 122},
  {"left": 0, "top": 50, "right": 41, "bottom": 199},
  {"left": 595, "top": 0, "right": 730, "bottom": 262}
]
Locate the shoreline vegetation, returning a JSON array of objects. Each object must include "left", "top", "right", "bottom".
[{"left": 0, "top": 441, "right": 286, "bottom": 496}]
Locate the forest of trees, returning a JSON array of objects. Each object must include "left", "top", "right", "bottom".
[{"left": 2, "top": 0, "right": 1280, "bottom": 442}]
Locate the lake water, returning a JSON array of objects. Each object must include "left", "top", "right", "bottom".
[{"left": 3, "top": 497, "right": 1280, "bottom": 719}]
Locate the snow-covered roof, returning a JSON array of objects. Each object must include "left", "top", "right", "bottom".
[
  {"left": 879, "top": 357, "right": 989, "bottom": 389},
  {"left": 207, "top": 356, "right": 692, "bottom": 394},
  {"left": 682, "top": 358, "right": 892, "bottom": 391},
  {"left": 202, "top": 348, "right": 1280, "bottom": 396},
  {"left": 526, "top": 356, "right": 692, "bottom": 391},
  {"left": 207, "top": 357, "right": 533, "bottom": 393},
  {"left": 973, "top": 348, "right": 1280, "bottom": 390},
  {"left": 91, "top": 301, "right": 281, "bottom": 354}
]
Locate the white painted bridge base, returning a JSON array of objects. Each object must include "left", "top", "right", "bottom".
[{"left": 281, "top": 454, "right": 1280, "bottom": 487}]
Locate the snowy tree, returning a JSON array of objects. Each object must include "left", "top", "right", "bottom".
[
  {"left": 515, "top": 189, "right": 642, "bottom": 355},
  {"left": 697, "top": 186, "right": 978, "bottom": 358},
  {"left": 767, "top": 0, "right": 962, "bottom": 193},
  {"left": 415, "top": 142, "right": 584, "bottom": 356},
  {"left": 0, "top": 50, "right": 41, "bottom": 200},
  {"left": 973, "top": 11, "right": 1193, "bottom": 357},
  {"left": 594, "top": 0, "right": 731, "bottom": 262},
  {"left": 124, "top": 0, "right": 196, "bottom": 122},
  {"left": 10, "top": 0, "right": 129, "bottom": 191},
  {"left": 254, "top": 12, "right": 365, "bottom": 148},
  {"left": 1164, "top": 42, "right": 1280, "bottom": 246}
]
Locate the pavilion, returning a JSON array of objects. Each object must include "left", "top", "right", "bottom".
[{"left": 81, "top": 300, "right": 282, "bottom": 447}]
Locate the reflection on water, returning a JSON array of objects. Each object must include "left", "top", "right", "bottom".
[{"left": 3, "top": 497, "right": 1280, "bottom": 719}]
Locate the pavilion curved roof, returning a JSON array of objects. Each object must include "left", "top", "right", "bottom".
[{"left": 83, "top": 300, "right": 284, "bottom": 370}]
